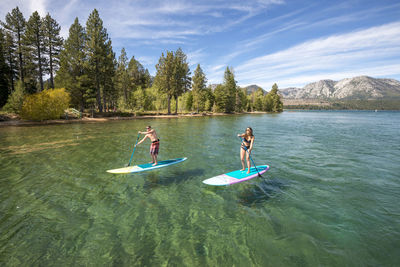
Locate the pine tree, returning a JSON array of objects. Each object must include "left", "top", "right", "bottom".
[
  {"left": 263, "top": 83, "right": 283, "bottom": 112},
  {"left": 101, "top": 38, "right": 116, "bottom": 111},
  {"left": 253, "top": 88, "right": 264, "bottom": 111},
  {"left": 223, "top": 67, "right": 237, "bottom": 113},
  {"left": 213, "top": 84, "right": 227, "bottom": 112},
  {"left": 56, "top": 17, "right": 87, "bottom": 111},
  {"left": 171, "top": 48, "right": 191, "bottom": 114},
  {"left": 3, "top": 30, "right": 17, "bottom": 92},
  {"left": 270, "top": 83, "right": 283, "bottom": 112},
  {"left": 43, "top": 13, "right": 63, "bottom": 89},
  {"left": 85, "top": 9, "right": 111, "bottom": 112},
  {"left": 235, "top": 88, "right": 247, "bottom": 112},
  {"left": 2, "top": 7, "right": 26, "bottom": 86},
  {"left": 204, "top": 86, "right": 215, "bottom": 112},
  {"left": 0, "top": 29, "right": 10, "bottom": 107},
  {"left": 192, "top": 64, "right": 207, "bottom": 112},
  {"left": 115, "top": 48, "right": 130, "bottom": 106},
  {"left": 128, "top": 56, "right": 150, "bottom": 89},
  {"left": 155, "top": 51, "right": 175, "bottom": 114},
  {"left": 24, "top": 11, "right": 47, "bottom": 92}
]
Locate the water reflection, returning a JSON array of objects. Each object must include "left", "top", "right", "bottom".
[
  {"left": 142, "top": 168, "right": 205, "bottom": 191},
  {"left": 237, "top": 178, "right": 289, "bottom": 206}
]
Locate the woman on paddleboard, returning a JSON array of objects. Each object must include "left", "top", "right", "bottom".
[
  {"left": 136, "top": 126, "right": 160, "bottom": 166},
  {"left": 238, "top": 127, "right": 255, "bottom": 173}
]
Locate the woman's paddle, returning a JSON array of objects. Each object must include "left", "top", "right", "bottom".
[
  {"left": 127, "top": 133, "right": 141, "bottom": 166},
  {"left": 238, "top": 136, "right": 262, "bottom": 177}
]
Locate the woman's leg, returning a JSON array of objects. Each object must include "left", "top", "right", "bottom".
[
  {"left": 246, "top": 152, "right": 251, "bottom": 173},
  {"left": 240, "top": 147, "right": 245, "bottom": 171}
]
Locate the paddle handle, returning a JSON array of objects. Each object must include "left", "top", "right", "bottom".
[{"left": 128, "top": 133, "right": 141, "bottom": 166}]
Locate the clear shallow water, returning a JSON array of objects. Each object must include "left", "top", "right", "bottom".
[{"left": 1, "top": 111, "right": 399, "bottom": 266}]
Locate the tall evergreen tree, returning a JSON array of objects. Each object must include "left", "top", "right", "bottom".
[
  {"left": 235, "top": 87, "right": 247, "bottom": 112},
  {"left": 192, "top": 64, "right": 207, "bottom": 112},
  {"left": 223, "top": 67, "right": 237, "bottom": 113},
  {"left": 101, "top": 38, "right": 116, "bottom": 111},
  {"left": 56, "top": 18, "right": 87, "bottom": 111},
  {"left": 115, "top": 48, "right": 130, "bottom": 105},
  {"left": 262, "top": 83, "right": 282, "bottom": 112},
  {"left": 155, "top": 51, "right": 175, "bottom": 114},
  {"left": 24, "top": 11, "right": 47, "bottom": 92},
  {"left": 128, "top": 56, "right": 150, "bottom": 89},
  {"left": 43, "top": 13, "right": 63, "bottom": 89},
  {"left": 213, "top": 84, "right": 227, "bottom": 112},
  {"left": 252, "top": 88, "right": 263, "bottom": 111},
  {"left": 0, "top": 29, "right": 10, "bottom": 107},
  {"left": 2, "top": 7, "right": 26, "bottom": 86},
  {"left": 204, "top": 86, "right": 215, "bottom": 112},
  {"left": 85, "top": 9, "right": 111, "bottom": 112},
  {"left": 172, "top": 48, "right": 191, "bottom": 114},
  {"left": 270, "top": 83, "right": 283, "bottom": 112},
  {"left": 3, "top": 31, "right": 17, "bottom": 92}
]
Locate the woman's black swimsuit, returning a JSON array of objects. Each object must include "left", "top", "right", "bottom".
[{"left": 241, "top": 138, "right": 251, "bottom": 150}]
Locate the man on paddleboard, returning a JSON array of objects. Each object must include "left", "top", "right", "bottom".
[{"left": 136, "top": 126, "right": 160, "bottom": 166}]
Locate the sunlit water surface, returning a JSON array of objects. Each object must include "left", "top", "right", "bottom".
[{"left": 1, "top": 111, "right": 399, "bottom": 266}]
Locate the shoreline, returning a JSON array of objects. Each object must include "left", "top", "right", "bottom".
[{"left": 0, "top": 112, "right": 268, "bottom": 127}]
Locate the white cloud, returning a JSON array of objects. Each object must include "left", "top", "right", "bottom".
[
  {"left": 28, "top": 0, "right": 47, "bottom": 16},
  {"left": 187, "top": 48, "right": 206, "bottom": 67},
  {"left": 235, "top": 22, "right": 400, "bottom": 88}
]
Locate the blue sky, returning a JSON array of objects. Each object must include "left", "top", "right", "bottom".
[{"left": 1, "top": 0, "right": 400, "bottom": 90}]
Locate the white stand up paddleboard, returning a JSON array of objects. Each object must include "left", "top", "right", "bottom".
[
  {"left": 107, "top": 157, "right": 187, "bottom": 174},
  {"left": 203, "top": 165, "right": 269, "bottom": 186}
]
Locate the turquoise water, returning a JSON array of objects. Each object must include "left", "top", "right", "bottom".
[{"left": 1, "top": 111, "right": 399, "bottom": 266}]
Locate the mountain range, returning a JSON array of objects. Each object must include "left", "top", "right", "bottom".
[{"left": 278, "top": 76, "right": 400, "bottom": 100}]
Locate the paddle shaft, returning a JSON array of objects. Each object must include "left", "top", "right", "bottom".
[
  {"left": 128, "top": 133, "right": 141, "bottom": 166},
  {"left": 239, "top": 136, "right": 262, "bottom": 177}
]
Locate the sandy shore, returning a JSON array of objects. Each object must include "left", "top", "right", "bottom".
[{"left": 0, "top": 112, "right": 244, "bottom": 127}]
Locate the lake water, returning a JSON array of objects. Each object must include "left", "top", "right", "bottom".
[{"left": 1, "top": 111, "right": 399, "bottom": 266}]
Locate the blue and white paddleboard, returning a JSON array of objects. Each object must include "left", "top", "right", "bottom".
[
  {"left": 107, "top": 157, "right": 187, "bottom": 174},
  {"left": 203, "top": 165, "right": 269, "bottom": 186}
]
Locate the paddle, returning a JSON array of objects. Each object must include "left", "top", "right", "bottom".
[
  {"left": 238, "top": 136, "right": 262, "bottom": 177},
  {"left": 127, "top": 133, "right": 141, "bottom": 166}
]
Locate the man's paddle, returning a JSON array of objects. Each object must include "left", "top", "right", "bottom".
[
  {"left": 238, "top": 136, "right": 262, "bottom": 177},
  {"left": 127, "top": 133, "right": 141, "bottom": 166}
]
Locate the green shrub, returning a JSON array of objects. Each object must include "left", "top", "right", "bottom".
[
  {"left": 2, "top": 80, "right": 25, "bottom": 113},
  {"left": 21, "top": 88, "right": 70, "bottom": 120}
]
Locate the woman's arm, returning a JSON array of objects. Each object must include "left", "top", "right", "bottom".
[
  {"left": 249, "top": 137, "right": 255, "bottom": 152},
  {"left": 237, "top": 133, "right": 245, "bottom": 137}
]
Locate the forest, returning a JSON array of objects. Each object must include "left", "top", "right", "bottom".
[{"left": 0, "top": 7, "right": 283, "bottom": 120}]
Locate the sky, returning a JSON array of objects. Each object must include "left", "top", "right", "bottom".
[{"left": 1, "top": 0, "right": 400, "bottom": 90}]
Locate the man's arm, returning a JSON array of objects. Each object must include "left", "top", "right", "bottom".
[{"left": 136, "top": 135, "right": 148, "bottom": 146}]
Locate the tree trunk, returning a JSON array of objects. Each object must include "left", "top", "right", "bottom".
[
  {"left": 49, "top": 45, "right": 54, "bottom": 88},
  {"left": 95, "top": 61, "right": 102, "bottom": 112},
  {"left": 167, "top": 95, "right": 171, "bottom": 115},
  {"left": 37, "top": 32, "right": 44, "bottom": 92},
  {"left": 17, "top": 30, "right": 24, "bottom": 84},
  {"left": 7, "top": 53, "right": 14, "bottom": 92},
  {"left": 103, "top": 89, "right": 107, "bottom": 112}
]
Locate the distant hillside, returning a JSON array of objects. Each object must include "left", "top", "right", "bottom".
[
  {"left": 280, "top": 76, "right": 400, "bottom": 100},
  {"left": 243, "top": 85, "right": 266, "bottom": 95}
]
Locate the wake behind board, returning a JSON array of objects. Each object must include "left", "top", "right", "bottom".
[
  {"left": 203, "top": 165, "right": 269, "bottom": 186},
  {"left": 107, "top": 157, "right": 187, "bottom": 174}
]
